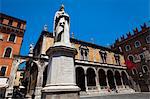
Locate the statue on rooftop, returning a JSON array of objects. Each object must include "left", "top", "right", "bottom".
[{"left": 53, "top": 4, "right": 70, "bottom": 44}]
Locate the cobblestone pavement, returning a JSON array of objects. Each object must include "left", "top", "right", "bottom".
[{"left": 80, "top": 92, "right": 150, "bottom": 99}]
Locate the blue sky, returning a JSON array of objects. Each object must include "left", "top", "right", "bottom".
[{"left": 1, "top": 0, "right": 150, "bottom": 55}]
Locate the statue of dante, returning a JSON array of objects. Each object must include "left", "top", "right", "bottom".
[{"left": 53, "top": 4, "right": 70, "bottom": 44}]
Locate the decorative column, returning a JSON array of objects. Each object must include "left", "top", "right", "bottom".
[
  {"left": 5, "top": 58, "right": 20, "bottom": 98},
  {"left": 113, "top": 73, "right": 118, "bottom": 92},
  {"left": 120, "top": 75, "right": 125, "bottom": 89},
  {"left": 95, "top": 70, "right": 101, "bottom": 92},
  {"left": 85, "top": 73, "right": 88, "bottom": 92},
  {"left": 34, "top": 62, "right": 45, "bottom": 99},
  {"left": 105, "top": 71, "right": 110, "bottom": 91}
]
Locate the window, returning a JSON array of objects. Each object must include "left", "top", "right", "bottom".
[
  {"left": 146, "top": 35, "right": 150, "bottom": 43},
  {"left": 17, "top": 22, "right": 21, "bottom": 28},
  {"left": 8, "top": 34, "right": 16, "bottom": 42},
  {"left": 125, "top": 45, "right": 131, "bottom": 51},
  {"left": 128, "top": 55, "right": 134, "bottom": 62},
  {"left": 0, "top": 34, "right": 3, "bottom": 40},
  {"left": 100, "top": 50, "right": 107, "bottom": 63},
  {"left": 132, "top": 68, "right": 137, "bottom": 75},
  {"left": 8, "top": 20, "right": 13, "bottom": 26},
  {"left": 0, "top": 66, "right": 6, "bottom": 76},
  {"left": 114, "top": 54, "right": 120, "bottom": 65},
  {"left": 139, "top": 53, "right": 145, "bottom": 60},
  {"left": 4, "top": 47, "right": 12, "bottom": 58},
  {"left": 0, "top": 17, "right": 4, "bottom": 23},
  {"left": 134, "top": 41, "right": 141, "bottom": 48},
  {"left": 79, "top": 46, "right": 89, "bottom": 61},
  {"left": 142, "top": 66, "right": 149, "bottom": 73}
]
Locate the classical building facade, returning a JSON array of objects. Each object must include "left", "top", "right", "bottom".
[
  {"left": 0, "top": 13, "right": 26, "bottom": 77},
  {"left": 111, "top": 23, "right": 150, "bottom": 92},
  {"left": 5, "top": 6, "right": 135, "bottom": 98},
  {"left": 28, "top": 29, "right": 134, "bottom": 96}
]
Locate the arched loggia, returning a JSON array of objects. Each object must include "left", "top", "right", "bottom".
[
  {"left": 98, "top": 69, "right": 107, "bottom": 87},
  {"left": 76, "top": 67, "right": 86, "bottom": 91},
  {"left": 27, "top": 61, "right": 38, "bottom": 97},
  {"left": 121, "top": 71, "right": 129, "bottom": 86},
  {"left": 86, "top": 68, "right": 96, "bottom": 86},
  {"left": 107, "top": 70, "right": 116, "bottom": 89},
  {"left": 115, "top": 71, "right": 122, "bottom": 86}
]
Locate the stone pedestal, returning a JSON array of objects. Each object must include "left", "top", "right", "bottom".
[
  {"left": 5, "top": 87, "right": 13, "bottom": 98},
  {"left": 42, "top": 46, "right": 80, "bottom": 99}
]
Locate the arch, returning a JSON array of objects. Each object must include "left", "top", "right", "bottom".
[
  {"left": 114, "top": 71, "right": 122, "bottom": 86},
  {"left": 121, "top": 71, "right": 129, "bottom": 86},
  {"left": 76, "top": 67, "right": 86, "bottom": 91},
  {"left": 125, "top": 45, "right": 131, "bottom": 51},
  {"left": 3, "top": 47, "right": 12, "bottom": 58},
  {"left": 107, "top": 70, "right": 115, "bottom": 89},
  {"left": 98, "top": 69, "right": 107, "bottom": 86},
  {"left": 42, "top": 65, "right": 48, "bottom": 87},
  {"left": 134, "top": 40, "right": 141, "bottom": 48},
  {"left": 25, "top": 61, "right": 38, "bottom": 96},
  {"left": 86, "top": 68, "right": 96, "bottom": 86},
  {"left": 127, "top": 55, "right": 135, "bottom": 62},
  {"left": 146, "top": 35, "right": 150, "bottom": 43},
  {"left": 18, "top": 61, "right": 26, "bottom": 70},
  {"left": 142, "top": 65, "right": 149, "bottom": 73}
]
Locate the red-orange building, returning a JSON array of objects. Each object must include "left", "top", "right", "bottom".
[
  {"left": 0, "top": 13, "right": 26, "bottom": 77},
  {"left": 111, "top": 23, "right": 150, "bottom": 92}
]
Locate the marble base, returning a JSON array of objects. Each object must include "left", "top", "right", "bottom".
[
  {"left": 5, "top": 87, "right": 13, "bottom": 98},
  {"left": 42, "top": 85, "right": 80, "bottom": 99}
]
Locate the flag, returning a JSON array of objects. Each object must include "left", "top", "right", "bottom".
[{"left": 125, "top": 59, "right": 136, "bottom": 70}]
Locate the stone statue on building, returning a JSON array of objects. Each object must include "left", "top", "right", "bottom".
[
  {"left": 53, "top": 4, "right": 70, "bottom": 46},
  {"left": 43, "top": 24, "right": 48, "bottom": 31},
  {"left": 29, "top": 44, "right": 34, "bottom": 56}
]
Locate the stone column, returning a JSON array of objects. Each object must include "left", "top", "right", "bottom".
[
  {"left": 95, "top": 70, "right": 101, "bottom": 92},
  {"left": 85, "top": 73, "right": 88, "bottom": 92},
  {"left": 34, "top": 65, "right": 45, "bottom": 99},
  {"left": 120, "top": 75, "right": 125, "bottom": 88},
  {"left": 105, "top": 72, "right": 110, "bottom": 91},
  {"left": 5, "top": 59, "right": 20, "bottom": 98},
  {"left": 113, "top": 74, "right": 118, "bottom": 91}
]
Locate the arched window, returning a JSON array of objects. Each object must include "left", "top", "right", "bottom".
[
  {"left": 125, "top": 45, "right": 131, "bottom": 51},
  {"left": 146, "top": 35, "right": 150, "bottom": 43},
  {"left": 134, "top": 41, "right": 141, "bottom": 48},
  {"left": 8, "top": 34, "right": 16, "bottom": 42},
  {"left": 142, "top": 65, "right": 149, "bottom": 73},
  {"left": 139, "top": 53, "right": 145, "bottom": 60},
  {"left": 128, "top": 55, "right": 134, "bottom": 62},
  {"left": 4, "top": 47, "right": 12, "bottom": 58}
]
